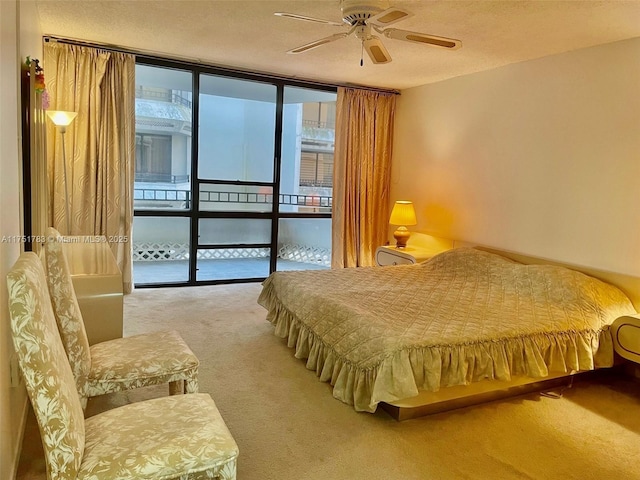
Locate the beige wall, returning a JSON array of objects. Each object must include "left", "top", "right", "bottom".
[
  {"left": 0, "top": 0, "right": 42, "bottom": 477},
  {"left": 392, "top": 37, "right": 640, "bottom": 276}
]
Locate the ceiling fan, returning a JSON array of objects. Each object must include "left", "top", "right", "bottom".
[{"left": 275, "top": 0, "right": 462, "bottom": 65}]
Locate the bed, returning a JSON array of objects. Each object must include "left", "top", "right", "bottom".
[{"left": 258, "top": 247, "right": 638, "bottom": 418}]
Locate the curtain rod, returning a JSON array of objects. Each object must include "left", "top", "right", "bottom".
[{"left": 43, "top": 35, "right": 400, "bottom": 95}]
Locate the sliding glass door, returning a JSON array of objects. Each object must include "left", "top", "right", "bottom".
[
  {"left": 278, "top": 87, "right": 336, "bottom": 271},
  {"left": 132, "top": 64, "right": 193, "bottom": 284},
  {"left": 132, "top": 60, "right": 336, "bottom": 287},
  {"left": 196, "top": 74, "right": 276, "bottom": 281}
]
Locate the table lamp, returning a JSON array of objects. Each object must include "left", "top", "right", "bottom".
[{"left": 389, "top": 200, "right": 417, "bottom": 249}]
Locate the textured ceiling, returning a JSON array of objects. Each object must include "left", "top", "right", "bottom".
[{"left": 35, "top": 0, "right": 640, "bottom": 90}]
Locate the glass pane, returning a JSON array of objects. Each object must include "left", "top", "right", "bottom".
[
  {"left": 134, "top": 65, "right": 193, "bottom": 210},
  {"left": 199, "top": 75, "right": 276, "bottom": 182},
  {"left": 199, "top": 184, "right": 273, "bottom": 213},
  {"left": 132, "top": 216, "right": 190, "bottom": 284},
  {"left": 199, "top": 218, "right": 271, "bottom": 245},
  {"left": 281, "top": 87, "right": 336, "bottom": 214},
  {"left": 277, "top": 218, "right": 331, "bottom": 271},
  {"left": 196, "top": 248, "right": 271, "bottom": 281}
]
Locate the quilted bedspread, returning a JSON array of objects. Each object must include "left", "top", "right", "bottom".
[{"left": 258, "top": 248, "right": 635, "bottom": 412}]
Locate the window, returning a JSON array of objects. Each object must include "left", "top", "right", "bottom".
[
  {"left": 133, "top": 60, "right": 336, "bottom": 287},
  {"left": 277, "top": 87, "right": 336, "bottom": 269},
  {"left": 135, "top": 134, "right": 172, "bottom": 182},
  {"left": 133, "top": 64, "right": 192, "bottom": 212},
  {"left": 300, "top": 152, "right": 333, "bottom": 187},
  {"left": 198, "top": 74, "right": 276, "bottom": 183}
]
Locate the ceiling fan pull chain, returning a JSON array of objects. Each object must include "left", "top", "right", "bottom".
[{"left": 360, "top": 40, "right": 364, "bottom": 66}]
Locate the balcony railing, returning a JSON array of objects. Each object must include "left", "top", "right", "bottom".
[
  {"left": 134, "top": 189, "right": 191, "bottom": 208},
  {"left": 302, "top": 119, "right": 335, "bottom": 129},
  {"left": 134, "top": 188, "right": 332, "bottom": 209},
  {"left": 132, "top": 188, "right": 333, "bottom": 275},
  {"left": 133, "top": 242, "right": 330, "bottom": 268},
  {"left": 135, "top": 88, "right": 192, "bottom": 108},
  {"left": 135, "top": 173, "right": 191, "bottom": 184},
  {"left": 299, "top": 179, "right": 333, "bottom": 188}
]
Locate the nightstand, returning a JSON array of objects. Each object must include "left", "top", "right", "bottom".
[
  {"left": 611, "top": 314, "right": 640, "bottom": 365},
  {"left": 375, "top": 245, "right": 446, "bottom": 266}
]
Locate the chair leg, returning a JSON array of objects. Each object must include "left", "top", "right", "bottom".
[{"left": 169, "top": 380, "right": 183, "bottom": 395}]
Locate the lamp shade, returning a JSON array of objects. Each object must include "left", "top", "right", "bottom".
[
  {"left": 46, "top": 110, "right": 77, "bottom": 127},
  {"left": 389, "top": 201, "right": 417, "bottom": 226}
]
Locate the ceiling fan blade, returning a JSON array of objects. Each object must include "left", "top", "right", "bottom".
[
  {"left": 274, "top": 12, "right": 344, "bottom": 27},
  {"left": 383, "top": 28, "right": 462, "bottom": 49},
  {"left": 287, "top": 33, "right": 349, "bottom": 54},
  {"left": 368, "top": 7, "right": 413, "bottom": 28},
  {"left": 363, "top": 37, "right": 392, "bottom": 64}
]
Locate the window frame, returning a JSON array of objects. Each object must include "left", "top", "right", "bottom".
[{"left": 133, "top": 57, "right": 336, "bottom": 288}]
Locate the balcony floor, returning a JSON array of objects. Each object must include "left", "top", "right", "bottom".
[{"left": 133, "top": 258, "right": 328, "bottom": 285}]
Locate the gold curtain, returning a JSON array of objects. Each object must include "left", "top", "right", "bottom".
[
  {"left": 331, "top": 87, "right": 397, "bottom": 268},
  {"left": 44, "top": 43, "right": 135, "bottom": 293}
]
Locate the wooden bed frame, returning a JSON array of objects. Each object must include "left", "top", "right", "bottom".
[{"left": 379, "top": 245, "right": 640, "bottom": 421}]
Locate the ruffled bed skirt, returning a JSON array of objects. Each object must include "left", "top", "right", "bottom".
[{"left": 259, "top": 282, "right": 615, "bottom": 413}]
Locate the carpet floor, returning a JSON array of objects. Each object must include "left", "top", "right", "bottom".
[{"left": 16, "top": 283, "right": 640, "bottom": 480}]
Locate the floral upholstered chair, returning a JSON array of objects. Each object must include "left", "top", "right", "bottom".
[
  {"left": 8, "top": 252, "right": 239, "bottom": 480},
  {"left": 42, "top": 228, "right": 199, "bottom": 408}
]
